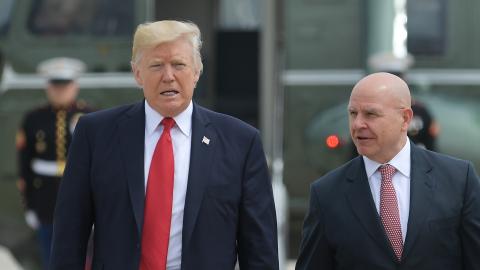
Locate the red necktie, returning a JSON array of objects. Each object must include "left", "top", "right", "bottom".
[
  {"left": 140, "top": 118, "right": 175, "bottom": 270},
  {"left": 379, "top": 164, "right": 403, "bottom": 261}
]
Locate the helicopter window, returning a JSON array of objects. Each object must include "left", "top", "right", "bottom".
[
  {"left": 0, "top": 0, "right": 14, "bottom": 36},
  {"left": 28, "top": 0, "right": 134, "bottom": 36},
  {"left": 218, "top": 0, "right": 260, "bottom": 30},
  {"left": 407, "top": 0, "right": 447, "bottom": 55}
]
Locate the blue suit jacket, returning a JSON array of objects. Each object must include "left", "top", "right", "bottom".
[
  {"left": 50, "top": 101, "right": 279, "bottom": 270},
  {"left": 296, "top": 143, "right": 480, "bottom": 270}
]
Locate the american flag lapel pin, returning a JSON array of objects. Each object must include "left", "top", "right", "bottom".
[{"left": 202, "top": 136, "right": 210, "bottom": 145}]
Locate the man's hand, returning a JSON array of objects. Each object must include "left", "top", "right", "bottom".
[{"left": 25, "top": 210, "right": 40, "bottom": 230}]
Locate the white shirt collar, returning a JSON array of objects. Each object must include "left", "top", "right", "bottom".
[
  {"left": 144, "top": 100, "right": 192, "bottom": 137},
  {"left": 363, "top": 137, "right": 411, "bottom": 178}
]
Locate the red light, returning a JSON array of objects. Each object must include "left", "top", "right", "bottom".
[{"left": 326, "top": 135, "right": 340, "bottom": 149}]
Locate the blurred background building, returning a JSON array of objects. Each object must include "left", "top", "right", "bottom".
[{"left": 1, "top": 0, "right": 480, "bottom": 269}]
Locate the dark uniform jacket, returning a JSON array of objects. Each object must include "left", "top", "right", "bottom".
[
  {"left": 17, "top": 101, "right": 91, "bottom": 224},
  {"left": 408, "top": 102, "right": 436, "bottom": 151}
]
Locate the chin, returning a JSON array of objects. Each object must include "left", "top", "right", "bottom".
[
  {"left": 355, "top": 147, "right": 369, "bottom": 157},
  {"left": 165, "top": 107, "right": 184, "bottom": 117}
]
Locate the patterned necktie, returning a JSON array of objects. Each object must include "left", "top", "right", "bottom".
[
  {"left": 140, "top": 117, "right": 175, "bottom": 270},
  {"left": 379, "top": 164, "right": 403, "bottom": 261}
]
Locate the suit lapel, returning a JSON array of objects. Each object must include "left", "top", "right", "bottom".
[
  {"left": 345, "top": 157, "right": 397, "bottom": 260},
  {"left": 118, "top": 101, "right": 146, "bottom": 236},
  {"left": 182, "top": 104, "right": 217, "bottom": 249},
  {"left": 402, "top": 144, "right": 434, "bottom": 259}
]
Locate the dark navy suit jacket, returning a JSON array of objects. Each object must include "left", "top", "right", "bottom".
[
  {"left": 50, "top": 101, "right": 279, "bottom": 270},
  {"left": 296, "top": 143, "right": 480, "bottom": 270}
]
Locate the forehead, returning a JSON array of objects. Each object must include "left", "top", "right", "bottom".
[
  {"left": 348, "top": 92, "right": 379, "bottom": 108},
  {"left": 348, "top": 85, "right": 396, "bottom": 109},
  {"left": 145, "top": 38, "right": 193, "bottom": 59}
]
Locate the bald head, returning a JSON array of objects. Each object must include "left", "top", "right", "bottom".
[
  {"left": 351, "top": 72, "right": 411, "bottom": 109},
  {"left": 348, "top": 72, "right": 414, "bottom": 163}
]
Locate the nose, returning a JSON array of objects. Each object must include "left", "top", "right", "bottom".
[
  {"left": 162, "top": 65, "right": 175, "bottom": 82},
  {"left": 350, "top": 115, "right": 366, "bottom": 130}
]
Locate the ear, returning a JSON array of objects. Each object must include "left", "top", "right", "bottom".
[
  {"left": 401, "top": 107, "right": 414, "bottom": 131},
  {"left": 193, "top": 70, "right": 200, "bottom": 88},
  {"left": 131, "top": 62, "right": 144, "bottom": 87}
]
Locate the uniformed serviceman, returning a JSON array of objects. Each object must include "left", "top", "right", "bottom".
[
  {"left": 408, "top": 100, "right": 439, "bottom": 151},
  {"left": 16, "top": 57, "right": 92, "bottom": 270}
]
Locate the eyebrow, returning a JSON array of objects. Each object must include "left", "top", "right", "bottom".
[
  {"left": 364, "top": 108, "right": 380, "bottom": 113},
  {"left": 347, "top": 106, "right": 383, "bottom": 115},
  {"left": 148, "top": 58, "right": 164, "bottom": 64}
]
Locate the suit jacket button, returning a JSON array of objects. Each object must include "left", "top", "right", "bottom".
[{"left": 33, "top": 178, "right": 43, "bottom": 189}]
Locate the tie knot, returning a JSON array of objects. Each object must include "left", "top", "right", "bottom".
[
  {"left": 379, "top": 164, "right": 396, "bottom": 182},
  {"left": 161, "top": 117, "right": 175, "bottom": 131}
]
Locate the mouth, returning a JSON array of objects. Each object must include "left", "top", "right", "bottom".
[
  {"left": 160, "top": 90, "right": 179, "bottom": 96},
  {"left": 355, "top": 135, "right": 373, "bottom": 142}
]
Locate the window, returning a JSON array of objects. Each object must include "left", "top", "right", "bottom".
[
  {"left": 0, "top": 0, "right": 14, "bottom": 36},
  {"left": 28, "top": 0, "right": 134, "bottom": 36},
  {"left": 407, "top": 0, "right": 447, "bottom": 55}
]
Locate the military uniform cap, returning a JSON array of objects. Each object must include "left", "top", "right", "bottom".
[
  {"left": 37, "top": 57, "right": 86, "bottom": 81},
  {"left": 368, "top": 52, "right": 414, "bottom": 73}
]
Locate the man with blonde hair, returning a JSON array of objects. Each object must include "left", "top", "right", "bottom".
[{"left": 50, "top": 20, "right": 279, "bottom": 270}]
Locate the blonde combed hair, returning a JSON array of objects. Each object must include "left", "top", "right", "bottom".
[{"left": 131, "top": 20, "right": 203, "bottom": 74}]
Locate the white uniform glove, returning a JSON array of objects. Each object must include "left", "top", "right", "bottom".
[{"left": 25, "top": 210, "right": 40, "bottom": 230}]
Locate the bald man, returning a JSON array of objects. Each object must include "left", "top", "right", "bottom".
[{"left": 296, "top": 72, "right": 480, "bottom": 270}]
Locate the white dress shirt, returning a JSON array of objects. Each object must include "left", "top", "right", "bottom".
[
  {"left": 363, "top": 138, "right": 411, "bottom": 242},
  {"left": 144, "top": 100, "right": 192, "bottom": 270}
]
